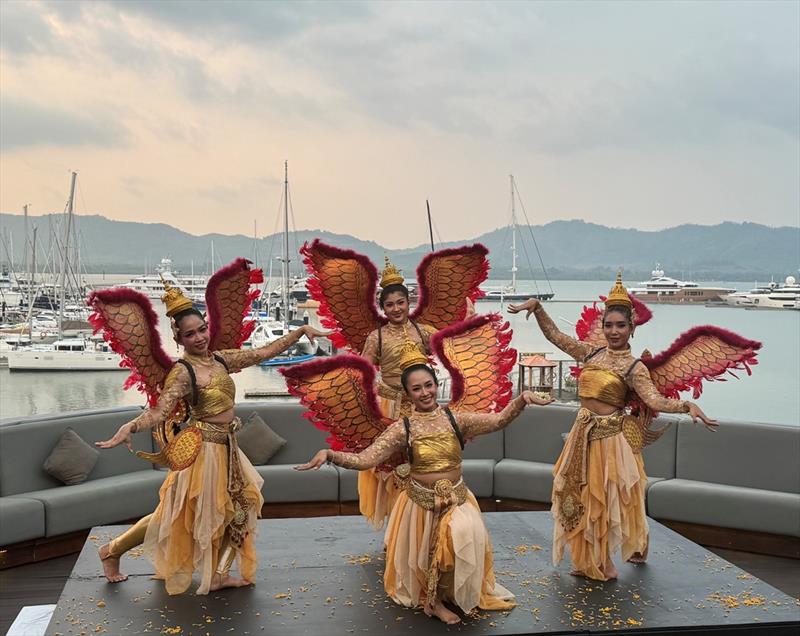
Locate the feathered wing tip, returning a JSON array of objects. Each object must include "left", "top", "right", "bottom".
[
  {"left": 643, "top": 324, "right": 762, "bottom": 400},
  {"left": 430, "top": 313, "right": 516, "bottom": 411},
  {"left": 87, "top": 288, "right": 174, "bottom": 406},
  {"left": 300, "top": 240, "right": 384, "bottom": 350},
  {"left": 575, "top": 301, "right": 602, "bottom": 342},
  {"left": 411, "top": 243, "right": 490, "bottom": 322},
  {"left": 280, "top": 354, "right": 385, "bottom": 449},
  {"left": 630, "top": 295, "right": 652, "bottom": 326},
  {"left": 206, "top": 258, "right": 264, "bottom": 351}
]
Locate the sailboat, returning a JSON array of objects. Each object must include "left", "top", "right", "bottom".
[
  {"left": 255, "top": 162, "right": 317, "bottom": 366},
  {"left": 477, "top": 175, "right": 555, "bottom": 302},
  {"left": 7, "top": 173, "right": 125, "bottom": 372}
]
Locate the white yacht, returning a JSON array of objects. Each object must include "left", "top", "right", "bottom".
[
  {"left": 6, "top": 337, "right": 126, "bottom": 371},
  {"left": 123, "top": 258, "right": 208, "bottom": 301},
  {"left": 725, "top": 276, "right": 800, "bottom": 310},
  {"left": 627, "top": 265, "right": 734, "bottom": 303}
]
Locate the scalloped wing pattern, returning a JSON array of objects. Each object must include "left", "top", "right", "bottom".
[
  {"left": 431, "top": 314, "right": 516, "bottom": 414},
  {"left": 301, "top": 240, "right": 383, "bottom": 352},
  {"left": 281, "top": 355, "right": 392, "bottom": 457},
  {"left": 207, "top": 258, "right": 264, "bottom": 352},
  {"left": 643, "top": 325, "right": 761, "bottom": 400},
  {"left": 88, "top": 288, "right": 174, "bottom": 406},
  {"left": 411, "top": 244, "right": 489, "bottom": 330}
]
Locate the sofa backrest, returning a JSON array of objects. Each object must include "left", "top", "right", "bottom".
[
  {"left": 675, "top": 419, "right": 800, "bottom": 493},
  {"left": 0, "top": 406, "right": 157, "bottom": 497},
  {"left": 235, "top": 401, "right": 331, "bottom": 465},
  {"left": 462, "top": 429, "right": 504, "bottom": 461},
  {"left": 503, "top": 404, "right": 575, "bottom": 463}
]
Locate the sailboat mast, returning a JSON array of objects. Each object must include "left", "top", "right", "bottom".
[
  {"left": 29, "top": 227, "right": 37, "bottom": 338},
  {"left": 58, "top": 171, "right": 77, "bottom": 338},
  {"left": 282, "top": 161, "right": 290, "bottom": 324},
  {"left": 510, "top": 174, "right": 518, "bottom": 291},
  {"left": 23, "top": 204, "right": 29, "bottom": 295}
]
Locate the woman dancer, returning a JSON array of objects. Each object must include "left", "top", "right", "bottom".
[
  {"left": 94, "top": 275, "right": 328, "bottom": 593},
  {"left": 509, "top": 273, "right": 759, "bottom": 581},
  {"left": 295, "top": 350, "right": 552, "bottom": 624}
]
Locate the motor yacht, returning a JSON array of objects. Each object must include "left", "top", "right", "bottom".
[{"left": 628, "top": 265, "right": 734, "bottom": 303}]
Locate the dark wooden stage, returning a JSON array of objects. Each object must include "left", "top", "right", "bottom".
[{"left": 43, "top": 512, "right": 799, "bottom": 635}]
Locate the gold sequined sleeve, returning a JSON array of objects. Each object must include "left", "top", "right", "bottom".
[
  {"left": 329, "top": 420, "right": 405, "bottom": 470},
  {"left": 456, "top": 395, "right": 527, "bottom": 438},
  {"left": 129, "top": 364, "right": 192, "bottom": 433},
  {"left": 361, "top": 329, "right": 380, "bottom": 364},
  {"left": 627, "top": 362, "right": 690, "bottom": 413},
  {"left": 533, "top": 304, "right": 594, "bottom": 361},
  {"left": 419, "top": 322, "right": 436, "bottom": 353},
  {"left": 218, "top": 329, "right": 306, "bottom": 371}
]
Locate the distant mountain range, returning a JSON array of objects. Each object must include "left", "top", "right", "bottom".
[{"left": 0, "top": 213, "right": 797, "bottom": 281}]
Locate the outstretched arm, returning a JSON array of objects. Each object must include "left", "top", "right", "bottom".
[
  {"left": 509, "top": 299, "right": 593, "bottom": 361},
  {"left": 96, "top": 364, "right": 191, "bottom": 449},
  {"left": 628, "top": 362, "right": 718, "bottom": 430},
  {"left": 295, "top": 420, "right": 405, "bottom": 471},
  {"left": 219, "top": 325, "right": 331, "bottom": 371},
  {"left": 457, "top": 391, "right": 553, "bottom": 438}
]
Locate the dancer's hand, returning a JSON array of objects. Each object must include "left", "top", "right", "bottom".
[
  {"left": 302, "top": 325, "right": 332, "bottom": 344},
  {"left": 294, "top": 449, "right": 329, "bottom": 471},
  {"left": 687, "top": 403, "right": 718, "bottom": 432},
  {"left": 96, "top": 422, "right": 134, "bottom": 451},
  {"left": 520, "top": 390, "right": 554, "bottom": 406},
  {"left": 507, "top": 298, "right": 540, "bottom": 319}
]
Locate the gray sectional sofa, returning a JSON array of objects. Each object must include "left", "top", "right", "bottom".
[{"left": 1, "top": 401, "right": 798, "bottom": 567}]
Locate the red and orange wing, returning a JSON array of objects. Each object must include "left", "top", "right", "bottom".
[
  {"left": 431, "top": 313, "right": 516, "bottom": 414},
  {"left": 301, "top": 240, "right": 383, "bottom": 352},
  {"left": 410, "top": 244, "right": 489, "bottom": 330},
  {"left": 642, "top": 325, "right": 761, "bottom": 400},
  {"left": 88, "top": 288, "right": 174, "bottom": 406},
  {"left": 575, "top": 294, "right": 653, "bottom": 349},
  {"left": 206, "top": 258, "right": 264, "bottom": 352},
  {"left": 281, "top": 355, "right": 398, "bottom": 469}
]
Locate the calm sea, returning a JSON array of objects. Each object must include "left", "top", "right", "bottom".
[{"left": 1, "top": 278, "right": 797, "bottom": 427}]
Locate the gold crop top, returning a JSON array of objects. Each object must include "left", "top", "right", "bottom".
[
  {"left": 192, "top": 372, "right": 236, "bottom": 420},
  {"left": 410, "top": 432, "right": 462, "bottom": 473},
  {"left": 578, "top": 367, "right": 627, "bottom": 408}
]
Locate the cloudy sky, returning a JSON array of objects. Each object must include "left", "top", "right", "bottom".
[{"left": 1, "top": 0, "right": 798, "bottom": 247}]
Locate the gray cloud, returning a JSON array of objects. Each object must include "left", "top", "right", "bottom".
[{"left": 0, "top": 95, "right": 128, "bottom": 151}]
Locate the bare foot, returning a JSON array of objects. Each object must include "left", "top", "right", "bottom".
[
  {"left": 603, "top": 563, "right": 619, "bottom": 580},
  {"left": 424, "top": 600, "right": 461, "bottom": 625},
  {"left": 627, "top": 552, "right": 647, "bottom": 564},
  {"left": 569, "top": 569, "right": 586, "bottom": 577},
  {"left": 98, "top": 544, "right": 128, "bottom": 583},
  {"left": 209, "top": 574, "right": 252, "bottom": 591}
]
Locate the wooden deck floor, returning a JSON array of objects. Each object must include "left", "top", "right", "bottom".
[{"left": 1, "top": 544, "right": 797, "bottom": 634}]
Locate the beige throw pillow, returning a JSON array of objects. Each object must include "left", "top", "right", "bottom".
[
  {"left": 237, "top": 412, "right": 287, "bottom": 465},
  {"left": 43, "top": 428, "right": 100, "bottom": 485}
]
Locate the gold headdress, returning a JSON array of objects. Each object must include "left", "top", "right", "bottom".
[
  {"left": 605, "top": 270, "right": 632, "bottom": 310},
  {"left": 397, "top": 338, "right": 429, "bottom": 370},
  {"left": 380, "top": 256, "right": 404, "bottom": 289},
  {"left": 160, "top": 278, "right": 194, "bottom": 317}
]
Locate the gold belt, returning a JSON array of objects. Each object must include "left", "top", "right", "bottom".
[
  {"left": 405, "top": 477, "right": 467, "bottom": 511},
  {"left": 377, "top": 381, "right": 403, "bottom": 401},
  {"left": 587, "top": 412, "right": 624, "bottom": 441},
  {"left": 193, "top": 419, "right": 239, "bottom": 445}
]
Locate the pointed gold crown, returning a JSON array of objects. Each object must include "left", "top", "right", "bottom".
[
  {"left": 605, "top": 270, "right": 632, "bottom": 310},
  {"left": 160, "top": 278, "right": 194, "bottom": 317},
  {"left": 380, "top": 256, "right": 404, "bottom": 289},
  {"left": 397, "top": 338, "right": 429, "bottom": 370}
]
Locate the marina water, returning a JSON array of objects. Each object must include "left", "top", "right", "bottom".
[{"left": 1, "top": 278, "right": 797, "bottom": 427}]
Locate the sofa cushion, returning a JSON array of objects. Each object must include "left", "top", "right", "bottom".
[
  {"left": 647, "top": 479, "right": 800, "bottom": 537},
  {"left": 237, "top": 412, "right": 287, "bottom": 465},
  {"left": 494, "top": 459, "right": 554, "bottom": 503},
  {"left": 255, "top": 464, "right": 339, "bottom": 502},
  {"left": 235, "top": 403, "right": 331, "bottom": 465},
  {"left": 18, "top": 470, "right": 166, "bottom": 537},
  {"left": 0, "top": 497, "right": 45, "bottom": 545},
  {"left": 338, "top": 467, "right": 360, "bottom": 502},
  {"left": 641, "top": 417, "right": 678, "bottom": 479},
  {"left": 0, "top": 407, "right": 157, "bottom": 497},
  {"left": 462, "top": 459, "right": 495, "bottom": 498},
  {"left": 675, "top": 421, "right": 800, "bottom": 493},
  {"left": 503, "top": 405, "right": 574, "bottom": 463},
  {"left": 43, "top": 428, "right": 100, "bottom": 485}
]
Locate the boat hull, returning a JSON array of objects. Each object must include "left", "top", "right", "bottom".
[{"left": 7, "top": 350, "right": 126, "bottom": 371}]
